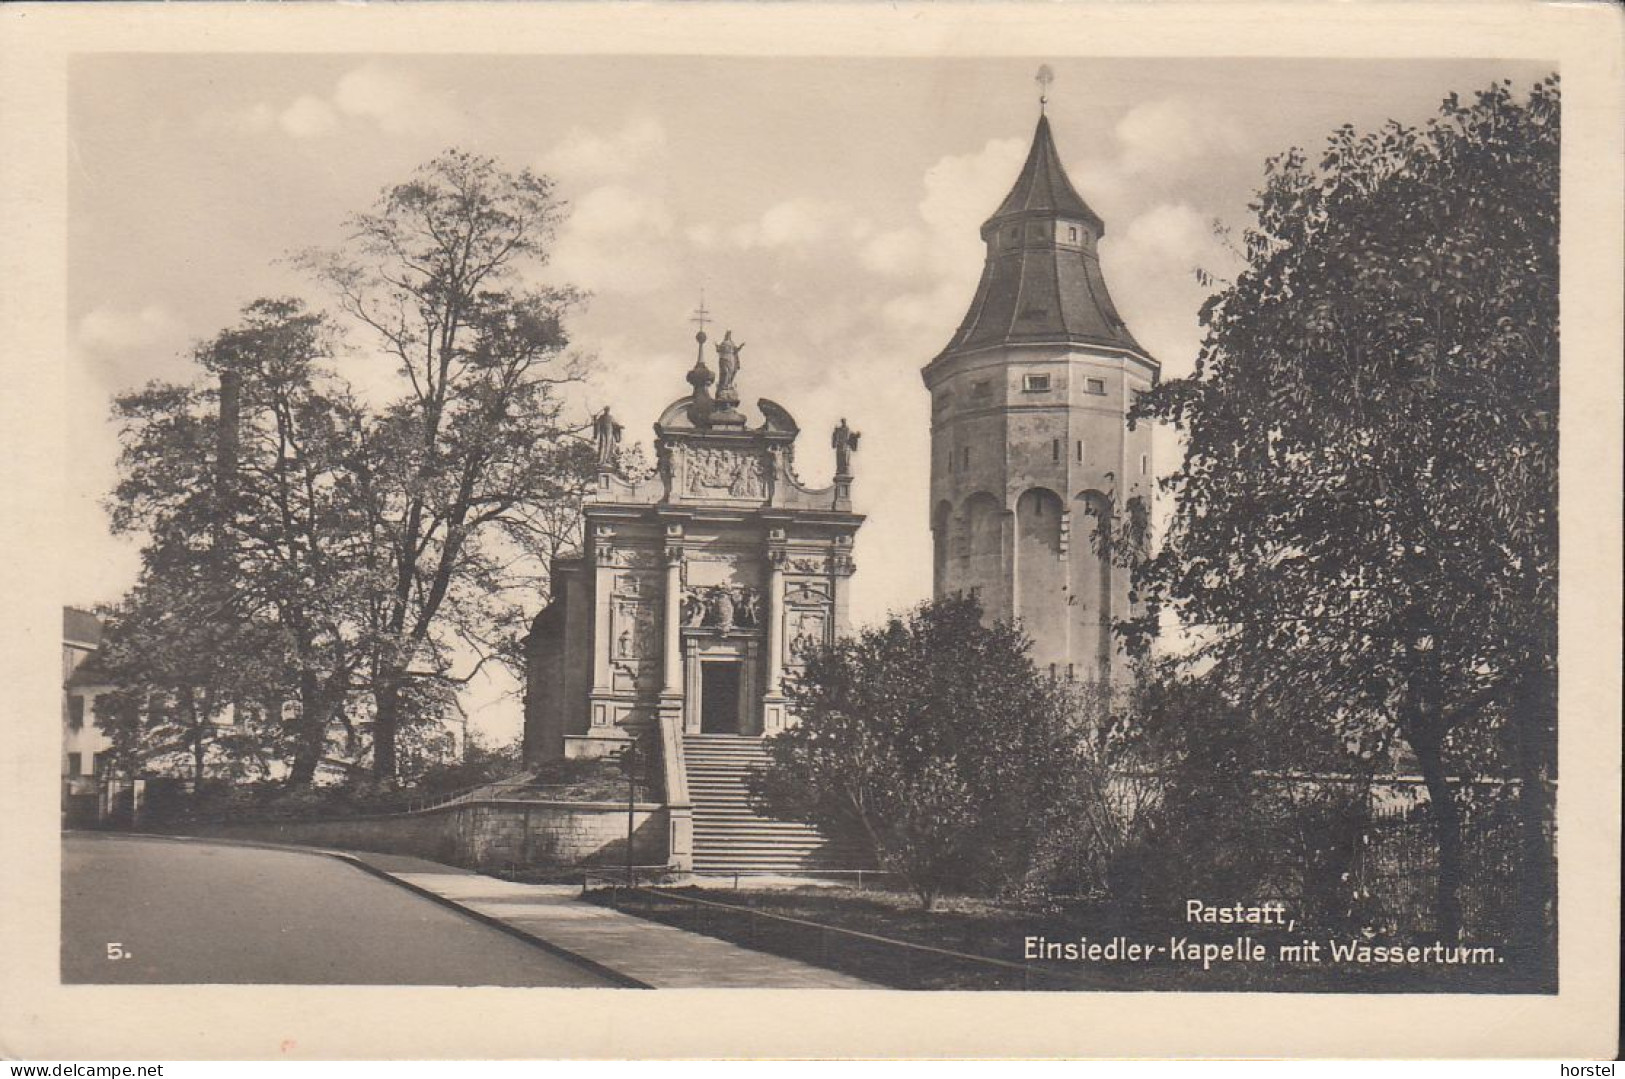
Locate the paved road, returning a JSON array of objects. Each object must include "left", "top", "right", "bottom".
[{"left": 62, "top": 834, "right": 615, "bottom": 986}]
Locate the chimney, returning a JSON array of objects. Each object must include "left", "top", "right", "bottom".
[{"left": 215, "top": 369, "right": 240, "bottom": 536}]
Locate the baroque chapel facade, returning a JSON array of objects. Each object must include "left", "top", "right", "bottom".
[
  {"left": 924, "top": 111, "right": 1157, "bottom": 688},
  {"left": 523, "top": 328, "right": 864, "bottom": 873}
]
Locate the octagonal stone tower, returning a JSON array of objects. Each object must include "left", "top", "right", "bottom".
[{"left": 922, "top": 111, "right": 1157, "bottom": 689}]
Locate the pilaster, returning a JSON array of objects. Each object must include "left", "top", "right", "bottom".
[
  {"left": 588, "top": 523, "right": 617, "bottom": 731},
  {"left": 762, "top": 540, "right": 788, "bottom": 733},
  {"left": 659, "top": 527, "right": 686, "bottom": 739}
]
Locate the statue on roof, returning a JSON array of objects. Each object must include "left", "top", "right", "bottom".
[
  {"left": 714, "top": 330, "right": 745, "bottom": 407},
  {"left": 592, "top": 406, "right": 623, "bottom": 469},
  {"left": 832, "top": 418, "right": 860, "bottom": 477}
]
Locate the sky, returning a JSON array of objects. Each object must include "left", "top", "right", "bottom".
[{"left": 66, "top": 55, "right": 1553, "bottom": 742}]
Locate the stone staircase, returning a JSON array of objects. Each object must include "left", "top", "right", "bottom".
[{"left": 683, "top": 734, "right": 840, "bottom": 876}]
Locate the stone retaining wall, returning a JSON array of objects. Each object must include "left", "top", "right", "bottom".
[{"left": 183, "top": 799, "right": 667, "bottom": 872}]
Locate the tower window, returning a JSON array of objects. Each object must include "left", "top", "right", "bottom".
[
  {"left": 1140, "top": 454, "right": 1149, "bottom": 475},
  {"left": 1085, "top": 378, "right": 1107, "bottom": 396},
  {"left": 1076, "top": 441, "right": 1084, "bottom": 463},
  {"left": 1023, "top": 373, "right": 1051, "bottom": 393},
  {"left": 1051, "top": 438, "right": 1060, "bottom": 462},
  {"left": 1067, "top": 226, "right": 1079, "bottom": 243},
  {"left": 961, "top": 446, "right": 971, "bottom": 470},
  {"left": 67, "top": 694, "right": 84, "bottom": 730},
  {"left": 67, "top": 752, "right": 82, "bottom": 776},
  {"left": 1067, "top": 663, "right": 1075, "bottom": 681},
  {"left": 1049, "top": 663, "right": 1057, "bottom": 680},
  {"left": 972, "top": 380, "right": 991, "bottom": 400}
]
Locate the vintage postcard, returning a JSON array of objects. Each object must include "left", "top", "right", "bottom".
[{"left": 1, "top": 0, "right": 1619, "bottom": 1061}]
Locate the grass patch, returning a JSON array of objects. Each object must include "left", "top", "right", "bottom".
[{"left": 521, "top": 757, "right": 656, "bottom": 803}]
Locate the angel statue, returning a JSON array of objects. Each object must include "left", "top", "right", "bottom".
[{"left": 832, "top": 418, "right": 861, "bottom": 477}]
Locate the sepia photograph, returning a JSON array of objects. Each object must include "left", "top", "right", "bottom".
[{"left": 2, "top": 0, "right": 1619, "bottom": 1062}]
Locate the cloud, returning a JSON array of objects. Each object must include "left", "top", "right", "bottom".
[
  {"left": 76, "top": 304, "right": 187, "bottom": 353},
  {"left": 547, "top": 184, "right": 680, "bottom": 295},
  {"left": 861, "top": 136, "right": 1025, "bottom": 334},
  {"left": 1101, "top": 202, "right": 1241, "bottom": 380},
  {"left": 916, "top": 137, "right": 1025, "bottom": 243},
  {"left": 539, "top": 117, "right": 667, "bottom": 184},
  {"left": 208, "top": 63, "right": 457, "bottom": 140},
  {"left": 534, "top": 118, "right": 688, "bottom": 296},
  {"left": 1115, "top": 202, "right": 1214, "bottom": 267},
  {"left": 1114, "top": 97, "right": 1246, "bottom": 176},
  {"left": 279, "top": 95, "right": 339, "bottom": 139},
  {"left": 1068, "top": 97, "right": 1248, "bottom": 225},
  {"left": 858, "top": 227, "right": 926, "bottom": 277},
  {"left": 685, "top": 222, "right": 722, "bottom": 250},
  {"left": 730, "top": 198, "right": 855, "bottom": 252},
  {"left": 332, "top": 63, "right": 456, "bottom": 134}
]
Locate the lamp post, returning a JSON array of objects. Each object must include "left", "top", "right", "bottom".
[{"left": 617, "top": 738, "right": 645, "bottom": 886}]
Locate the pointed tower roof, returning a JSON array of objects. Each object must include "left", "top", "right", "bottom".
[
  {"left": 930, "top": 112, "right": 1152, "bottom": 366},
  {"left": 984, "top": 114, "right": 1102, "bottom": 234}
]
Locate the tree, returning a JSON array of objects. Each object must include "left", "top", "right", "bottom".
[
  {"left": 1105, "top": 663, "right": 1375, "bottom": 931},
  {"left": 750, "top": 595, "right": 1090, "bottom": 909},
  {"left": 107, "top": 299, "right": 377, "bottom": 786},
  {"left": 92, "top": 574, "right": 285, "bottom": 795},
  {"left": 1129, "top": 78, "right": 1558, "bottom": 959},
  {"left": 299, "top": 150, "right": 592, "bottom": 779}
]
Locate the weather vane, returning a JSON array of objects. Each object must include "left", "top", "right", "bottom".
[{"left": 1036, "top": 64, "right": 1055, "bottom": 113}]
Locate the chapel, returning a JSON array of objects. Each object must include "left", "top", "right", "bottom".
[{"left": 523, "top": 325, "right": 864, "bottom": 873}]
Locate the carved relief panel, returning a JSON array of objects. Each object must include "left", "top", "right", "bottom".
[
  {"left": 782, "top": 581, "right": 832, "bottom": 667},
  {"left": 680, "top": 550, "right": 764, "bottom": 633},
  {"left": 610, "top": 583, "right": 659, "bottom": 693},
  {"left": 681, "top": 445, "right": 768, "bottom": 499}
]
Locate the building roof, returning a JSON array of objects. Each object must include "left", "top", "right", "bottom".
[
  {"left": 63, "top": 607, "right": 102, "bottom": 649},
  {"left": 933, "top": 113, "right": 1152, "bottom": 365},
  {"left": 984, "top": 114, "right": 1103, "bottom": 234}
]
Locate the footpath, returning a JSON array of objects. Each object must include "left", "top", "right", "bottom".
[
  {"left": 346, "top": 851, "right": 875, "bottom": 989},
  {"left": 135, "top": 834, "right": 875, "bottom": 990}
]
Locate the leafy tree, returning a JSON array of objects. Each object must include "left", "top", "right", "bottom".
[
  {"left": 299, "top": 150, "right": 592, "bottom": 778},
  {"left": 107, "top": 299, "right": 378, "bottom": 785},
  {"left": 1020, "top": 677, "right": 1159, "bottom": 907},
  {"left": 1103, "top": 664, "right": 1376, "bottom": 931},
  {"left": 750, "top": 595, "right": 1089, "bottom": 909},
  {"left": 92, "top": 574, "right": 284, "bottom": 794},
  {"left": 1129, "top": 78, "right": 1558, "bottom": 958}
]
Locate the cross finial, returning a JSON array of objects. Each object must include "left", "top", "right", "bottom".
[
  {"left": 1036, "top": 64, "right": 1054, "bottom": 113},
  {"left": 690, "top": 291, "right": 712, "bottom": 343}
]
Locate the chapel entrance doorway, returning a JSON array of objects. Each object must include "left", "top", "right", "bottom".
[{"left": 699, "top": 661, "right": 744, "bottom": 734}]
